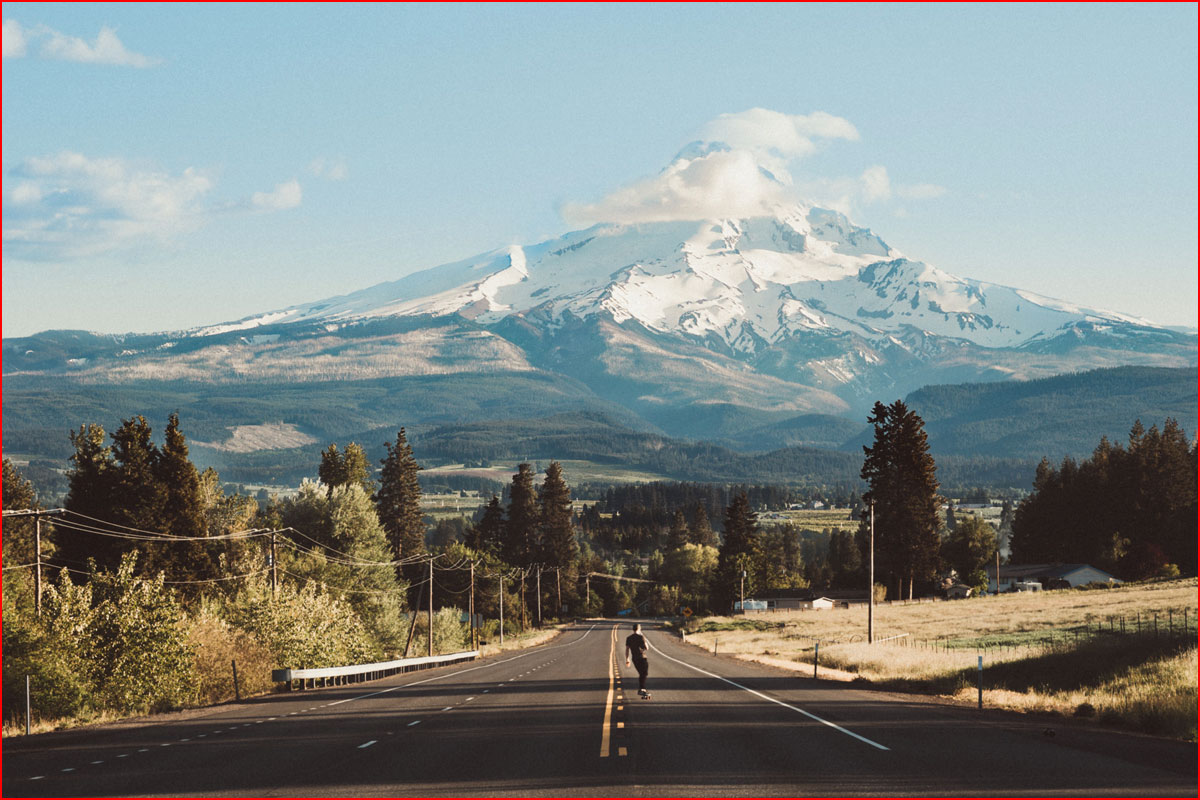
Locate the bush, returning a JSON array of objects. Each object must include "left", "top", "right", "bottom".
[{"left": 187, "top": 607, "right": 275, "bottom": 705}]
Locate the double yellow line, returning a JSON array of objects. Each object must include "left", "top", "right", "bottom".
[{"left": 600, "top": 624, "right": 627, "bottom": 758}]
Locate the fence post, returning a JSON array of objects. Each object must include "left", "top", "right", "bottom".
[
  {"left": 232, "top": 660, "right": 241, "bottom": 702},
  {"left": 977, "top": 656, "right": 983, "bottom": 710},
  {"left": 25, "top": 674, "right": 31, "bottom": 736},
  {"left": 1169, "top": 609, "right": 1173, "bottom": 635},
  {"left": 814, "top": 642, "right": 819, "bottom": 679}
]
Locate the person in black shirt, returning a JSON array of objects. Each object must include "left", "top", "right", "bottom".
[{"left": 624, "top": 623, "right": 650, "bottom": 697}]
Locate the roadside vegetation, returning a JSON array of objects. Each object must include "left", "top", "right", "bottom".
[{"left": 679, "top": 578, "right": 1198, "bottom": 740}]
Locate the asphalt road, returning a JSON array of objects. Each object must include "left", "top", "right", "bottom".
[{"left": 3, "top": 620, "right": 1195, "bottom": 797}]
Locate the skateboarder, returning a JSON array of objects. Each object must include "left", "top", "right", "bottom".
[{"left": 625, "top": 622, "right": 651, "bottom": 698}]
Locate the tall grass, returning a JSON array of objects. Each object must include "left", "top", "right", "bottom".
[{"left": 681, "top": 578, "right": 1198, "bottom": 740}]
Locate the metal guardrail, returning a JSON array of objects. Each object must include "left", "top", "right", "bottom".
[{"left": 272, "top": 650, "right": 480, "bottom": 690}]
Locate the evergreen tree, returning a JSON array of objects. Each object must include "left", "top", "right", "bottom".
[
  {"left": 154, "top": 414, "right": 215, "bottom": 587},
  {"left": 318, "top": 443, "right": 371, "bottom": 496},
  {"left": 503, "top": 463, "right": 539, "bottom": 568},
  {"left": 666, "top": 509, "right": 690, "bottom": 550},
  {"left": 688, "top": 503, "right": 719, "bottom": 547},
  {"left": 318, "top": 444, "right": 347, "bottom": 496},
  {"left": 61, "top": 424, "right": 116, "bottom": 571},
  {"left": 375, "top": 429, "right": 425, "bottom": 586},
  {"left": 537, "top": 462, "right": 576, "bottom": 567},
  {"left": 859, "top": 400, "right": 942, "bottom": 599},
  {"left": 468, "top": 495, "right": 506, "bottom": 554},
  {"left": 715, "top": 492, "right": 759, "bottom": 611}
]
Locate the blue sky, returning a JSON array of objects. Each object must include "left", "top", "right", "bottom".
[{"left": 3, "top": 3, "right": 1196, "bottom": 338}]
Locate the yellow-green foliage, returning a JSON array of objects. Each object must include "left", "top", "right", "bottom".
[{"left": 186, "top": 608, "right": 275, "bottom": 705}]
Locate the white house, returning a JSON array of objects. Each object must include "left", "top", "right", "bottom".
[{"left": 987, "top": 564, "right": 1121, "bottom": 593}]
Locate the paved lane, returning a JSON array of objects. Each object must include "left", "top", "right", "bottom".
[{"left": 2, "top": 620, "right": 1194, "bottom": 797}]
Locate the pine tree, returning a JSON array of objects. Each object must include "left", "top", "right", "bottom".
[
  {"left": 688, "top": 503, "right": 719, "bottom": 547},
  {"left": 859, "top": 400, "right": 941, "bottom": 599},
  {"left": 715, "top": 492, "right": 759, "bottom": 611},
  {"left": 318, "top": 444, "right": 347, "bottom": 497},
  {"left": 154, "top": 414, "right": 216, "bottom": 587},
  {"left": 468, "top": 495, "right": 506, "bottom": 554},
  {"left": 376, "top": 429, "right": 425, "bottom": 561},
  {"left": 503, "top": 463, "right": 539, "bottom": 568},
  {"left": 537, "top": 462, "right": 576, "bottom": 567},
  {"left": 375, "top": 429, "right": 426, "bottom": 601},
  {"left": 666, "top": 509, "right": 690, "bottom": 550},
  {"left": 61, "top": 424, "right": 116, "bottom": 571},
  {"left": 2, "top": 459, "right": 43, "bottom": 567}
]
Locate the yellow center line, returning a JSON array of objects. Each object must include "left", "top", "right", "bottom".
[{"left": 600, "top": 625, "right": 616, "bottom": 757}]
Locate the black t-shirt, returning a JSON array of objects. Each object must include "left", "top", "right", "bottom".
[{"left": 626, "top": 632, "right": 647, "bottom": 660}]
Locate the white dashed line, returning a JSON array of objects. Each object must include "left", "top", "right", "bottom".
[
  {"left": 138, "top": 748, "right": 149, "bottom": 752},
  {"left": 91, "top": 760, "right": 104, "bottom": 765},
  {"left": 408, "top": 720, "right": 422, "bottom": 727},
  {"left": 465, "top": 696, "right": 476, "bottom": 702},
  {"left": 62, "top": 768, "right": 75, "bottom": 773},
  {"left": 358, "top": 740, "right": 377, "bottom": 749},
  {"left": 30, "top": 776, "right": 44, "bottom": 781},
  {"left": 441, "top": 706, "right": 452, "bottom": 712},
  {"left": 117, "top": 753, "right": 129, "bottom": 758}
]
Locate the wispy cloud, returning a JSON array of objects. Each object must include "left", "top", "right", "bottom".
[
  {"left": 3, "top": 152, "right": 299, "bottom": 261},
  {"left": 3, "top": 19, "right": 27, "bottom": 59},
  {"left": 252, "top": 179, "right": 303, "bottom": 211},
  {"left": 308, "top": 157, "right": 348, "bottom": 181},
  {"left": 2, "top": 19, "right": 159, "bottom": 66},
  {"left": 562, "top": 108, "right": 945, "bottom": 227}
]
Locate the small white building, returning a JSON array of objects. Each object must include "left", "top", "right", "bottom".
[{"left": 988, "top": 564, "right": 1121, "bottom": 593}]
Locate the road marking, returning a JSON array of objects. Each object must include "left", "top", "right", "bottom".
[
  {"left": 30, "top": 776, "right": 44, "bottom": 781},
  {"left": 91, "top": 760, "right": 104, "bottom": 764},
  {"left": 117, "top": 753, "right": 130, "bottom": 757},
  {"left": 617, "top": 721, "right": 624, "bottom": 728},
  {"left": 465, "top": 696, "right": 476, "bottom": 702},
  {"left": 648, "top": 638, "right": 890, "bottom": 751},
  {"left": 441, "top": 706, "right": 452, "bottom": 712},
  {"left": 408, "top": 720, "right": 422, "bottom": 727},
  {"left": 138, "top": 748, "right": 149, "bottom": 752},
  {"left": 62, "top": 768, "right": 75, "bottom": 772},
  {"left": 600, "top": 624, "right": 617, "bottom": 758},
  {"left": 358, "top": 740, "right": 377, "bottom": 749},
  {"left": 618, "top": 746, "right": 628, "bottom": 757}
]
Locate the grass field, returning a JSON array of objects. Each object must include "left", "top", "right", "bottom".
[{"left": 680, "top": 578, "right": 1198, "bottom": 740}]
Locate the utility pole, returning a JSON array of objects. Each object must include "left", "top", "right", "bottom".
[
  {"left": 739, "top": 568, "right": 746, "bottom": 613},
  {"left": 34, "top": 516, "right": 42, "bottom": 618},
  {"left": 469, "top": 560, "right": 476, "bottom": 650},
  {"left": 270, "top": 530, "right": 278, "bottom": 595},
  {"left": 1, "top": 509, "right": 66, "bottom": 617},
  {"left": 868, "top": 500, "right": 875, "bottom": 644},
  {"left": 536, "top": 565, "right": 542, "bottom": 627},
  {"left": 428, "top": 556, "right": 434, "bottom": 658},
  {"left": 995, "top": 549, "right": 1001, "bottom": 595},
  {"left": 499, "top": 571, "right": 505, "bottom": 646},
  {"left": 556, "top": 568, "right": 562, "bottom": 618}
]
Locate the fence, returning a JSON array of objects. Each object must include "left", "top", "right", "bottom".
[{"left": 272, "top": 650, "right": 479, "bottom": 691}]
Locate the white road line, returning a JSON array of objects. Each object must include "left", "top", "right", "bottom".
[
  {"left": 465, "top": 696, "right": 476, "bottom": 702},
  {"left": 358, "top": 740, "right": 377, "bottom": 749},
  {"left": 62, "top": 768, "right": 75, "bottom": 772},
  {"left": 91, "top": 760, "right": 104, "bottom": 764},
  {"left": 441, "top": 706, "right": 453, "bottom": 712},
  {"left": 31, "top": 776, "right": 45, "bottom": 781},
  {"left": 117, "top": 753, "right": 130, "bottom": 757},
  {"left": 408, "top": 720, "right": 421, "bottom": 727},
  {"left": 138, "top": 748, "right": 149, "bottom": 752},
  {"left": 647, "top": 638, "right": 890, "bottom": 751}
]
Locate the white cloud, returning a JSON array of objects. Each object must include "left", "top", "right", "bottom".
[
  {"left": 562, "top": 108, "right": 954, "bottom": 226},
  {"left": 4, "top": 21, "right": 159, "bottom": 66},
  {"left": 3, "top": 19, "right": 27, "bottom": 58},
  {"left": 39, "top": 24, "right": 158, "bottom": 67},
  {"left": 563, "top": 149, "right": 794, "bottom": 227},
  {"left": 308, "top": 157, "right": 348, "bottom": 181},
  {"left": 252, "top": 179, "right": 302, "bottom": 211},
  {"left": 3, "top": 152, "right": 301, "bottom": 261}
]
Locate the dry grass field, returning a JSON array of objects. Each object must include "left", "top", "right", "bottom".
[{"left": 680, "top": 578, "right": 1198, "bottom": 740}]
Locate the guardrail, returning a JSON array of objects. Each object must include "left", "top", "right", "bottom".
[{"left": 272, "top": 650, "right": 480, "bottom": 690}]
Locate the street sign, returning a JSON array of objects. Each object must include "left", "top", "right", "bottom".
[{"left": 682, "top": 607, "right": 693, "bottom": 617}]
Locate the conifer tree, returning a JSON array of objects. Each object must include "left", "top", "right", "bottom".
[
  {"left": 2, "top": 459, "right": 43, "bottom": 568},
  {"left": 537, "top": 462, "right": 576, "bottom": 567},
  {"left": 503, "top": 463, "right": 539, "bottom": 568},
  {"left": 318, "top": 443, "right": 371, "bottom": 496},
  {"left": 715, "top": 492, "right": 759, "bottom": 611},
  {"left": 376, "top": 429, "right": 425, "bottom": 561},
  {"left": 666, "top": 509, "right": 690, "bottom": 550},
  {"left": 859, "top": 400, "right": 941, "bottom": 599},
  {"left": 688, "top": 503, "right": 719, "bottom": 548},
  {"left": 154, "top": 414, "right": 216, "bottom": 587},
  {"left": 468, "top": 495, "right": 506, "bottom": 555}
]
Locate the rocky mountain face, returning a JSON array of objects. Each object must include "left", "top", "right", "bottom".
[{"left": 4, "top": 203, "right": 1194, "bottom": 450}]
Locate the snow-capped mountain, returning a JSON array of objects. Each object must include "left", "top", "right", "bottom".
[
  {"left": 5, "top": 156, "right": 1194, "bottom": 448},
  {"left": 195, "top": 202, "right": 1157, "bottom": 356}
]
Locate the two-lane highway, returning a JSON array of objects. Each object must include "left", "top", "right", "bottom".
[{"left": 3, "top": 620, "right": 1194, "bottom": 797}]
